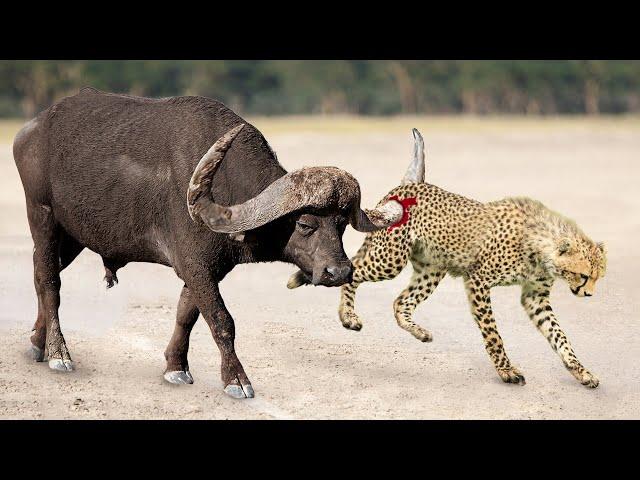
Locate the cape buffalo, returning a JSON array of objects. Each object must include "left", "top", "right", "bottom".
[{"left": 13, "top": 88, "right": 403, "bottom": 398}]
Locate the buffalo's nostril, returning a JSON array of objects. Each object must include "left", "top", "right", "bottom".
[
  {"left": 325, "top": 266, "right": 338, "bottom": 278},
  {"left": 326, "top": 266, "right": 344, "bottom": 278},
  {"left": 325, "top": 265, "right": 352, "bottom": 282}
]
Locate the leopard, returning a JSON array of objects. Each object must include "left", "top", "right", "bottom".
[{"left": 287, "top": 129, "right": 607, "bottom": 388}]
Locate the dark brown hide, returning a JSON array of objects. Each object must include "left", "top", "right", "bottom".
[{"left": 13, "top": 88, "right": 395, "bottom": 398}]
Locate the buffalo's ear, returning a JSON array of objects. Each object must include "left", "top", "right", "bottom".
[
  {"left": 558, "top": 237, "right": 575, "bottom": 255},
  {"left": 228, "top": 231, "right": 259, "bottom": 244}
]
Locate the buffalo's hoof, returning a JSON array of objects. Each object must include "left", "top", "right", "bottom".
[
  {"left": 27, "top": 345, "right": 45, "bottom": 362},
  {"left": 164, "top": 370, "right": 194, "bottom": 385},
  {"left": 224, "top": 383, "right": 255, "bottom": 399},
  {"left": 49, "top": 358, "right": 74, "bottom": 372}
]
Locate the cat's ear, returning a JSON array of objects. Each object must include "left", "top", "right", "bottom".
[{"left": 558, "top": 237, "right": 576, "bottom": 255}]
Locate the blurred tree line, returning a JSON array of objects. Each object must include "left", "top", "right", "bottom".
[{"left": 1, "top": 60, "right": 639, "bottom": 118}]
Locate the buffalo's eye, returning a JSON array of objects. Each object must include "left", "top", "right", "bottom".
[{"left": 296, "top": 221, "right": 315, "bottom": 236}]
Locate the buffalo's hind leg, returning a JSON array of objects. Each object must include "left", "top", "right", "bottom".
[
  {"left": 163, "top": 285, "right": 199, "bottom": 385},
  {"left": 29, "top": 228, "right": 84, "bottom": 363},
  {"left": 29, "top": 230, "right": 84, "bottom": 362},
  {"left": 27, "top": 205, "right": 76, "bottom": 371}
]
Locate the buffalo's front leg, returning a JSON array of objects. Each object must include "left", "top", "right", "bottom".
[
  {"left": 206, "top": 291, "right": 254, "bottom": 398},
  {"left": 163, "top": 284, "right": 199, "bottom": 384},
  {"left": 183, "top": 272, "right": 254, "bottom": 399}
]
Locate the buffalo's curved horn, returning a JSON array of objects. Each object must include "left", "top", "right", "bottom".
[
  {"left": 187, "top": 123, "right": 246, "bottom": 222},
  {"left": 401, "top": 128, "right": 425, "bottom": 185},
  {"left": 188, "top": 127, "right": 402, "bottom": 234},
  {"left": 350, "top": 199, "right": 404, "bottom": 232}
]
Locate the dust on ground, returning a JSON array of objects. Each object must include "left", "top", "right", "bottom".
[{"left": 1, "top": 116, "right": 638, "bottom": 419}]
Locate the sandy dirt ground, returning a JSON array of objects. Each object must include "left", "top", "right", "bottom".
[{"left": 1, "top": 116, "right": 638, "bottom": 419}]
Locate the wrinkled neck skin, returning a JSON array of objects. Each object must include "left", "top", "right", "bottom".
[{"left": 222, "top": 164, "right": 293, "bottom": 265}]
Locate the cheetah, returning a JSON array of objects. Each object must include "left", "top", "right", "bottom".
[{"left": 288, "top": 129, "right": 607, "bottom": 388}]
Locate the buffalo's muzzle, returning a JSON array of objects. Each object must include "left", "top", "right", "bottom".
[{"left": 315, "top": 262, "right": 353, "bottom": 286}]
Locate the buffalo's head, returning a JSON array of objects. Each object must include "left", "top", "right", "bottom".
[{"left": 187, "top": 124, "right": 402, "bottom": 287}]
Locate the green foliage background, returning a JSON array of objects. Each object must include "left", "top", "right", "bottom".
[{"left": 1, "top": 60, "right": 639, "bottom": 118}]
